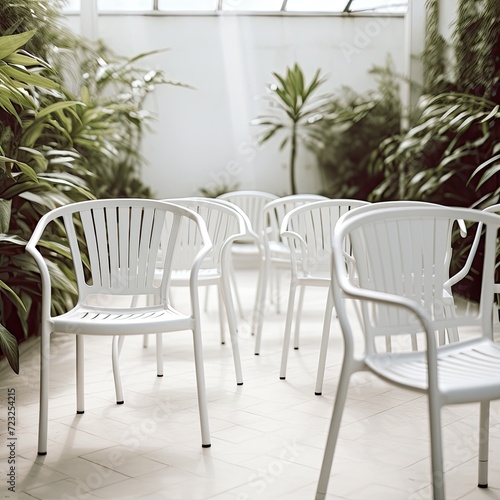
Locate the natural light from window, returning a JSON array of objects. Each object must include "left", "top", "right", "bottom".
[{"left": 63, "top": 0, "right": 407, "bottom": 13}]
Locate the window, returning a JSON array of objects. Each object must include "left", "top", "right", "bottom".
[{"left": 63, "top": 0, "right": 407, "bottom": 14}]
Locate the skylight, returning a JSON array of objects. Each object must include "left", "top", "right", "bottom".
[{"left": 63, "top": 0, "right": 407, "bottom": 14}]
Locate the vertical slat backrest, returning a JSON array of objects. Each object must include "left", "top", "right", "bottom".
[
  {"left": 332, "top": 207, "right": 500, "bottom": 358},
  {"left": 218, "top": 191, "right": 278, "bottom": 235},
  {"left": 344, "top": 209, "right": 486, "bottom": 353},
  {"left": 66, "top": 201, "right": 169, "bottom": 299},
  {"left": 263, "top": 194, "right": 328, "bottom": 248},
  {"left": 283, "top": 200, "right": 370, "bottom": 277},
  {"left": 168, "top": 199, "right": 242, "bottom": 271}
]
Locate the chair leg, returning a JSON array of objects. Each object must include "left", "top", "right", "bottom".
[
  {"left": 191, "top": 324, "right": 211, "bottom": 447},
  {"left": 111, "top": 336, "right": 124, "bottom": 404},
  {"left": 315, "top": 289, "right": 334, "bottom": 396},
  {"left": 37, "top": 328, "right": 51, "bottom": 456},
  {"left": 279, "top": 280, "right": 298, "bottom": 380},
  {"left": 275, "top": 268, "right": 282, "bottom": 314},
  {"left": 156, "top": 333, "right": 164, "bottom": 377},
  {"left": 428, "top": 396, "right": 446, "bottom": 500},
  {"left": 252, "top": 253, "right": 265, "bottom": 337},
  {"left": 218, "top": 286, "right": 226, "bottom": 345},
  {"left": 315, "top": 363, "right": 352, "bottom": 499},
  {"left": 203, "top": 285, "right": 210, "bottom": 312},
  {"left": 478, "top": 401, "right": 490, "bottom": 488},
  {"left": 221, "top": 277, "right": 244, "bottom": 385},
  {"left": 76, "top": 334, "right": 85, "bottom": 413},
  {"left": 229, "top": 257, "right": 245, "bottom": 320},
  {"left": 293, "top": 286, "right": 306, "bottom": 350},
  {"left": 254, "top": 254, "right": 269, "bottom": 355}
]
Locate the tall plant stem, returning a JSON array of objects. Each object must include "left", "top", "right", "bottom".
[{"left": 290, "top": 124, "right": 297, "bottom": 195}]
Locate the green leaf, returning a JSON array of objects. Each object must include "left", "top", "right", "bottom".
[
  {"left": 4, "top": 52, "right": 45, "bottom": 67},
  {"left": 36, "top": 100, "right": 83, "bottom": 119},
  {"left": 0, "top": 324, "right": 19, "bottom": 374},
  {"left": 1, "top": 65, "right": 59, "bottom": 90},
  {"left": 0, "top": 30, "right": 36, "bottom": 59},
  {"left": 0, "top": 278, "right": 27, "bottom": 313},
  {"left": 0, "top": 199, "right": 11, "bottom": 233}
]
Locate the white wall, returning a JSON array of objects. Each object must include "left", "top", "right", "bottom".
[{"left": 65, "top": 13, "right": 405, "bottom": 197}]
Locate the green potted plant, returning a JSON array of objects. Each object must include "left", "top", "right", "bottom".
[{"left": 252, "top": 63, "right": 328, "bottom": 194}]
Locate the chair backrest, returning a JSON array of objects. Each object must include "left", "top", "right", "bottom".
[
  {"left": 25, "top": 199, "right": 212, "bottom": 313},
  {"left": 217, "top": 190, "right": 279, "bottom": 241},
  {"left": 262, "top": 194, "right": 328, "bottom": 250},
  {"left": 483, "top": 203, "right": 500, "bottom": 215},
  {"left": 281, "top": 199, "right": 370, "bottom": 277},
  {"left": 165, "top": 197, "right": 248, "bottom": 271},
  {"left": 483, "top": 204, "right": 500, "bottom": 296},
  {"left": 341, "top": 201, "right": 469, "bottom": 278},
  {"left": 331, "top": 206, "right": 499, "bottom": 356}
]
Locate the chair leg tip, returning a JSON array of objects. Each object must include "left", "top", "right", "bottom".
[
  {"left": 37, "top": 451, "right": 47, "bottom": 456},
  {"left": 202, "top": 443, "right": 212, "bottom": 448},
  {"left": 294, "top": 347, "right": 299, "bottom": 350},
  {"left": 76, "top": 410, "right": 84, "bottom": 414},
  {"left": 478, "top": 484, "right": 488, "bottom": 489},
  {"left": 116, "top": 401, "right": 124, "bottom": 405},
  {"left": 254, "top": 353, "right": 259, "bottom": 356},
  {"left": 280, "top": 376, "right": 286, "bottom": 380},
  {"left": 315, "top": 392, "right": 322, "bottom": 396},
  {"left": 237, "top": 382, "right": 243, "bottom": 386},
  {"left": 157, "top": 374, "right": 164, "bottom": 377}
]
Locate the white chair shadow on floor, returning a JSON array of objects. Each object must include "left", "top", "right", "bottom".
[
  {"left": 315, "top": 205, "right": 500, "bottom": 500},
  {"left": 26, "top": 199, "right": 213, "bottom": 455}
]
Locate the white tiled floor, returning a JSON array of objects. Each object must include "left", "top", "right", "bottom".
[{"left": 2, "top": 268, "right": 500, "bottom": 499}]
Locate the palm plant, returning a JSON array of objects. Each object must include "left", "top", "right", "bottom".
[
  {"left": 0, "top": 30, "right": 89, "bottom": 373},
  {"left": 252, "top": 63, "right": 328, "bottom": 194}
]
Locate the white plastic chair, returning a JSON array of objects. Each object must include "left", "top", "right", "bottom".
[
  {"left": 161, "top": 197, "right": 250, "bottom": 386},
  {"left": 26, "top": 199, "right": 213, "bottom": 456},
  {"left": 313, "top": 200, "right": 474, "bottom": 397},
  {"left": 254, "top": 194, "right": 328, "bottom": 354},
  {"left": 217, "top": 190, "right": 279, "bottom": 330},
  {"left": 316, "top": 205, "right": 500, "bottom": 500},
  {"left": 483, "top": 203, "right": 500, "bottom": 323},
  {"left": 278, "top": 199, "right": 370, "bottom": 389}
]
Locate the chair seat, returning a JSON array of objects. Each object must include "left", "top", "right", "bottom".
[
  {"left": 366, "top": 337, "right": 500, "bottom": 404},
  {"left": 268, "top": 240, "right": 290, "bottom": 257},
  {"left": 231, "top": 242, "right": 260, "bottom": 257},
  {"left": 52, "top": 304, "right": 192, "bottom": 336},
  {"left": 154, "top": 268, "right": 221, "bottom": 284}
]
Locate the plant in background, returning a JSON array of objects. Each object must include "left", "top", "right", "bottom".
[
  {"left": 0, "top": 29, "right": 88, "bottom": 373},
  {"left": 310, "top": 59, "right": 402, "bottom": 199},
  {"left": 369, "top": 92, "right": 500, "bottom": 204},
  {"left": 366, "top": 0, "right": 500, "bottom": 302},
  {"left": 54, "top": 40, "right": 191, "bottom": 198},
  {"left": 368, "top": 0, "right": 500, "bottom": 208},
  {"left": 252, "top": 63, "right": 328, "bottom": 195},
  {"left": 0, "top": 0, "right": 189, "bottom": 371}
]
